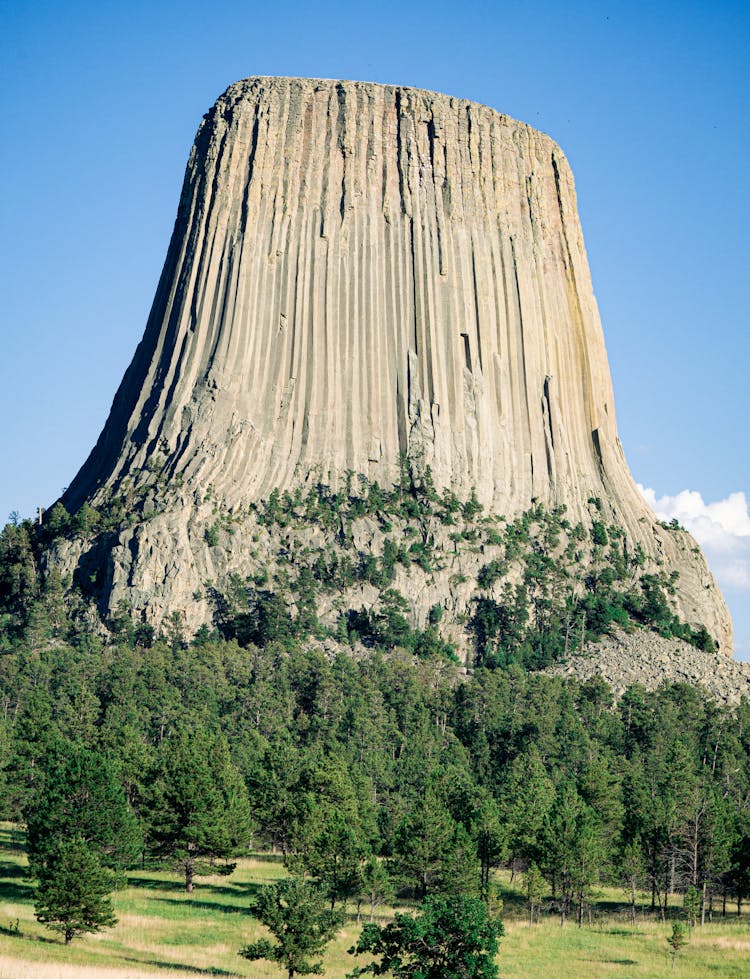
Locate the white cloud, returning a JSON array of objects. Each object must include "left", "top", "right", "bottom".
[
  {"left": 638, "top": 485, "right": 750, "bottom": 591},
  {"left": 735, "top": 637, "right": 750, "bottom": 664},
  {"left": 720, "top": 561, "right": 750, "bottom": 590}
]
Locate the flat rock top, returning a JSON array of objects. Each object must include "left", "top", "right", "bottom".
[
  {"left": 225, "top": 75, "right": 515, "bottom": 112},
  {"left": 219, "top": 75, "right": 561, "bottom": 152},
  {"left": 548, "top": 629, "right": 750, "bottom": 705}
]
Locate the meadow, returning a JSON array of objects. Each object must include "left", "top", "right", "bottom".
[{"left": 0, "top": 826, "right": 748, "bottom": 978}]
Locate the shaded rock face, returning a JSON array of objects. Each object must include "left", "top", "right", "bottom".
[{"left": 60, "top": 77, "right": 732, "bottom": 651}]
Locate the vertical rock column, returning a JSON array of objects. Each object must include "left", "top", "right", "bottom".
[{"left": 60, "top": 78, "right": 732, "bottom": 650}]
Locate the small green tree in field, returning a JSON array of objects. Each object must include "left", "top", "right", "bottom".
[
  {"left": 34, "top": 837, "right": 117, "bottom": 944},
  {"left": 683, "top": 885, "right": 700, "bottom": 931},
  {"left": 290, "top": 808, "right": 366, "bottom": 909},
  {"left": 240, "top": 877, "right": 344, "bottom": 978},
  {"left": 667, "top": 920, "right": 689, "bottom": 970},
  {"left": 348, "top": 894, "right": 502, "bottom": 978},
  {"left": 620, "top": 839, "right": 645, "bottom": 926},
  {"left": 147, "top": 726, "right": 253, "bottom": 891},
  {"left": 523, "top": 863, "right": 546, "bottom": 926},
  {"left": 356, "top": 856, "right": 395, "bottom": 924}
]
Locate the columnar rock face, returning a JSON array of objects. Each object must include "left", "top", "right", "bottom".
[{"left": 60, "top": 77, "right": 732, "bottom": 651}]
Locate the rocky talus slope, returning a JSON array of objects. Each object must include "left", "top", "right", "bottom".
[
  {"left": 549, "top": 630, "right": 750, "bottom": 705},
  {"left": 55, "top": 78, "right": 731, "bottom": 650}
]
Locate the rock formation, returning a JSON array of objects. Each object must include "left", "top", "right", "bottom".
[
  {"left": 58, "top": 77, "right": 732, "bottom": 651},
  {"left": 548, "top": 629, "right": 750, "bottom": 705}
]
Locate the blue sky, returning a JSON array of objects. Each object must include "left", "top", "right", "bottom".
[{"left": 1, "top": 1, "right": 748, "bottom": 657}]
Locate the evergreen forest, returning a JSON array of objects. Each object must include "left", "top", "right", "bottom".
[{"left": 1, "top": 474, "right": 749, "bottom": 974}]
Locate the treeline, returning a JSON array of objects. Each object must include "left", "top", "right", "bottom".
[
  {"left": 0, "top": 601, "right": 749, "bottom": 925},
  {"left": 0, "top": 488, "right": 746, "bottom": 936}
]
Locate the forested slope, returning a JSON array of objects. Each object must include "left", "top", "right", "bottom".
[{"left": 1, "top": 482, "right": 749, "bottom": 927}]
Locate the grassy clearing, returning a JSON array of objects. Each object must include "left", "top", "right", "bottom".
[
  {"left": 500, "top": 916, "right": 750, "bottom": 978},
  {"left": 0, "top": 826, "right": 748, "bottom": 977}
]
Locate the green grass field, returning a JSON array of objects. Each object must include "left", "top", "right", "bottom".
[{"left": 0, "top": 825, "right": 748, "bottom": 978}]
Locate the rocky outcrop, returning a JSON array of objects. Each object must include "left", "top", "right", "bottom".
[
  {"left": 58, "top": 78, "right": 732, "bottom": 650},
  {"left": 548, "top": 629, "right": 750, "bottom": 705}
]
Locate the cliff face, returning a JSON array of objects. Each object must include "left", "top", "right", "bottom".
[{"left": 59, "top": 77, "right": 732, "bottom": 651}]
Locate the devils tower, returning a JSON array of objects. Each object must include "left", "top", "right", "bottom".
[{"left": 57, "top": 77, "right": 731, "bottom": 652}]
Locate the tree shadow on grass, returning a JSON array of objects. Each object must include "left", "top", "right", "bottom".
[
  {"left": 0, "top": 928, "right": 59, "bottom": 945},
  {"left": 0, "top": 878, "right": 34, "bottom": 902},
  {"left": 0, "top": 859, "right": 29, "bottom": 881},
  {"left": 581, "top": 958, "right": 638, "bottom": 967},
  {"left": 127, "top": 876, "right": 260, "bottom": 901},
  {"left": 126, "top": 874, "right": 192, "bottom": 893},
  {"left": 0, "top": 828, "right": 26, "bottom": 853},
  {"left": 593, "top": 896, "right": 661, "bottom": 919},
  {"left": 123, "top": 956, "right": 242, "bottom": 976},
  {"left": 152, "top": 896, "right": 250, "bottom": 916},
  {"left": 248, "top": 851, "right": 285, "bottom": 864},
  {"left": 127, "top": 876, "right": 266, "bottom": 907},
  {"left": 495, "top": 883, "right": 526, "bottom": 914}
]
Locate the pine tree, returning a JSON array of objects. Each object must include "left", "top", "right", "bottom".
[
  {"left": 683, "top": 885, "right": 701, "bottom": 931},
  {"left": 356, "top": 856, "right": 394, "bottom": 924},
  {"left": 473, "top": 796, "right": 507, "bottom": 902},
  {"left": 499, "top": 745, "right": 554, "bottom": 872},
  {"left": 26, "top": 744, "right": 141, "bottom": 874},
  {"left": 541, "top": 781, "right": 606, "bottom": 926},
  {"left": 523, "top": 863, "right": 546, "bottom": 925},
  {"left": 619, "top": 839, "right": 645, "bottom": 925},
  {"left": 667, "top": 920, "right": 689, "bottom": 970},
  {"left": 240, "top": 877, "right": 343, "bottom": 978},
  {"left": 393, "top": 787, "right": 457, "bottom": 898},
  {"left": 34, "top": 838, "right": 117, "bottom": 944},
  {"left": 290, "top": 808, "right": 366, "bottom": 908},
  {"left": 147, "top": 726, "right": 253, "bottom": 890}
]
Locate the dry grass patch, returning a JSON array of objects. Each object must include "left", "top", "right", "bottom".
[
  {"left": 710, "top": 935, "right": 750, "bottom": 952},
  {"left": 0, "top": 955, "right": 225, "bottom": 978}
]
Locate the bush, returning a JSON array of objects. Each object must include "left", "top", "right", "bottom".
[{"left": 348, "top": 894, "right": 502, "bottom": 978}]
